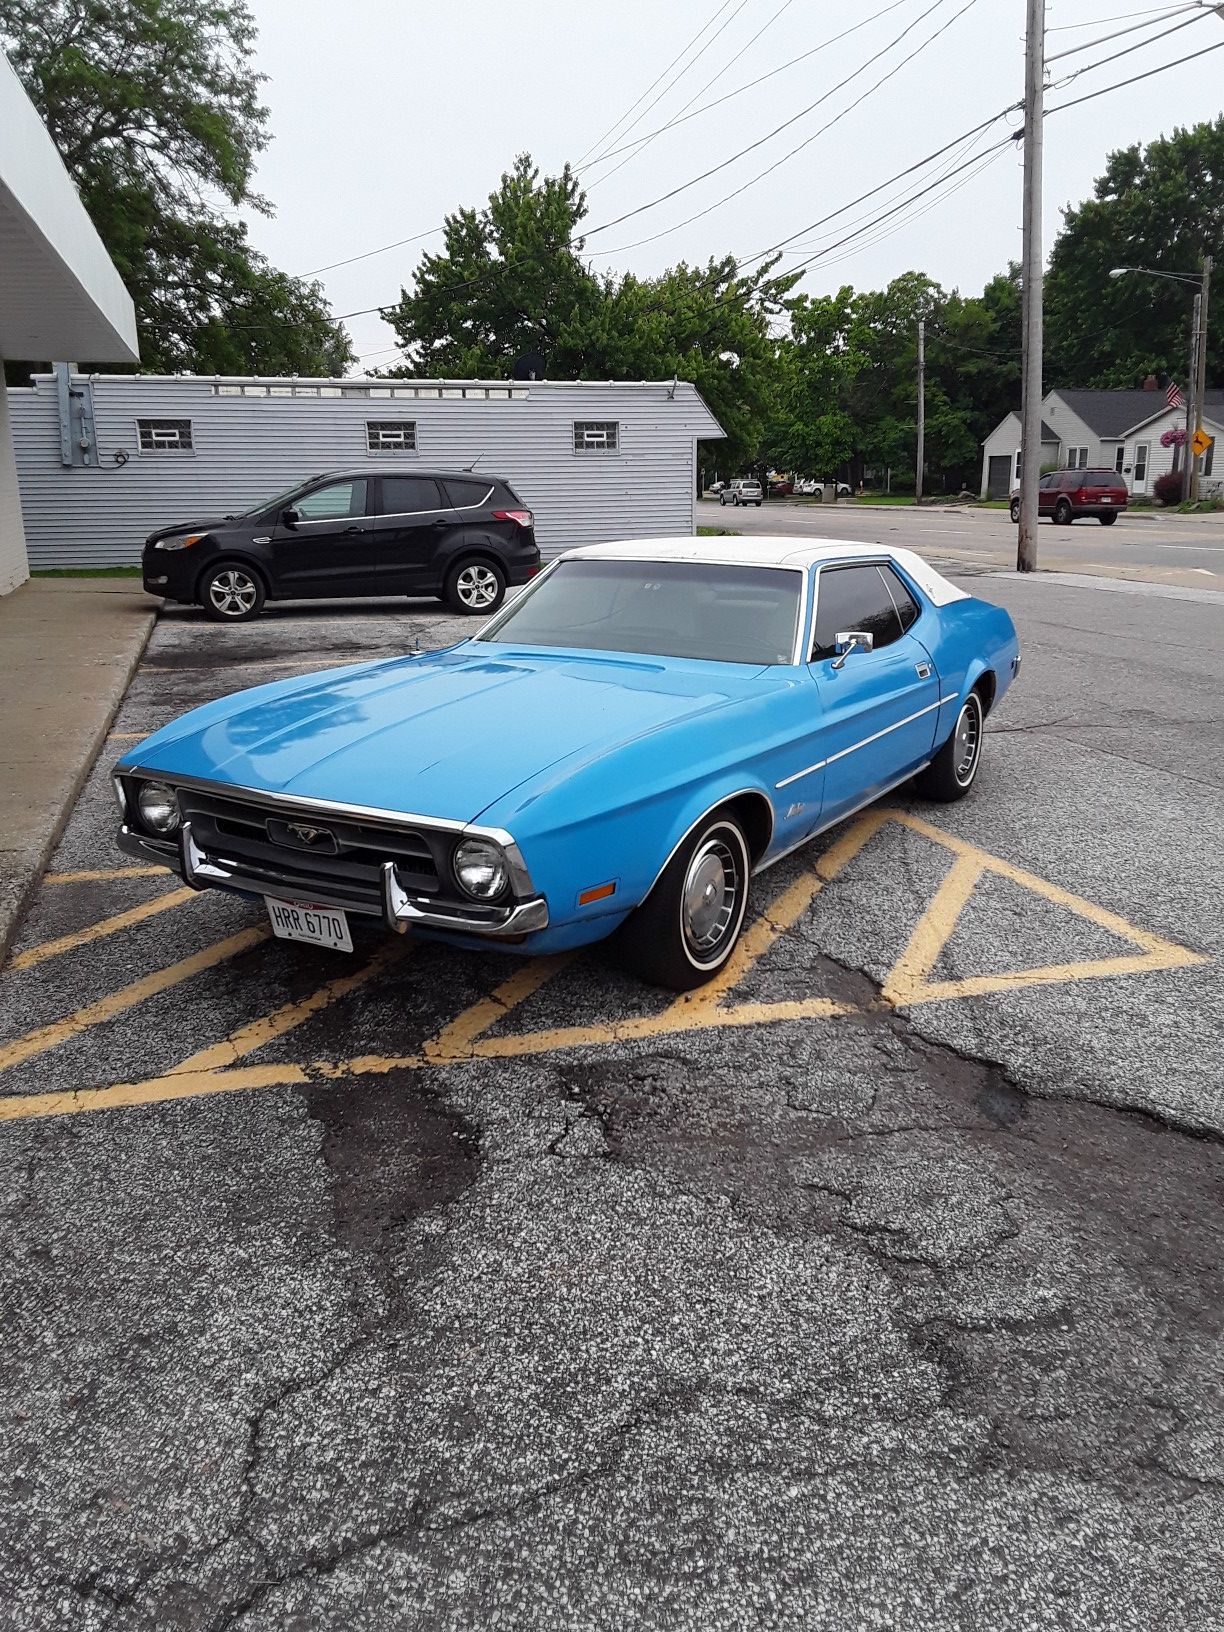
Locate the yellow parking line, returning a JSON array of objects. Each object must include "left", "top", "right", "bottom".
[
  {"left": 423, "top": 956, "right": 573, "bottom": 1063},
  {"left": 44, "top": 866, "right": 171, "bottom": 885},
  {"left": 0, "top": 1061, "right": 305, "bottom": 1124},
  {"left": 108, "top": 731, "right": 145, "bottom": 741},
  {"left": 882, "top": 853, "right": 985, "bottom": 1007},
  {"left": 0, "top": 926, "right": 269, "bottom": 1082},
  {"left": 7, "top": 887, "right": 196, "bottom": 972}
]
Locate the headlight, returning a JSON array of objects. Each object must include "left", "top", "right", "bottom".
[
  {"left": 453, "top": 838, "right": 509, "bottom": 900},
  {"left": 152, "top": 533, "right": 204, "bottom": 551},
  {"left": 136, "top": 781, "right": 181, "bottom": 834}
]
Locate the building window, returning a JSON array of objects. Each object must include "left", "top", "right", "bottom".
[
  {"left": 1114, "top": 444, "right": 1126, "bottom": 474},
  {"left": 137, "top": 418, "right": 193, "bottom": 452},
  {"left": 574, "top": 420, "right": 619, "bottom": 452},
  {"left": 1013, "top": 448, "right": 1022, "bottom": 482},
  {"left": 1068, "top": 445, "right": 1088, "bottom": 468},
  {"left": 366, "top": 420, "right": 416, "bottom": 453}
]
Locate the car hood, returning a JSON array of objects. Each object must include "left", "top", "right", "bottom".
[
  {"left": 120, "top": 643, "right": 773, "bottom": 824},
  {"left": 144, "top": 516, "right": 239, "bottom": 546}
]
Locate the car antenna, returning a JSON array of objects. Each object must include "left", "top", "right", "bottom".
[{"left": 462, "top": 453, "right": 485, "bottom": 472}]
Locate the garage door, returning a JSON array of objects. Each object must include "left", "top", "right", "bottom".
[{"left": 987, "top": 455, "right": 1012, "bottom": 499}]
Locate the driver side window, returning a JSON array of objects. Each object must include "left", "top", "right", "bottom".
[
  {"left": 810, "top": 564, "right": 904, "bottom": 662},
  {"left": 294, "top": 478, "right": 367, "bottom": 521}
]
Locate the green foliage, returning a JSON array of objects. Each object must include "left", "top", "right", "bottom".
[
  {"left": 1045, "top": 120, "right": 1223, "bottom": 389},
  {"left": 1153, "top": 470, "right": 1184, "bottom": 506},
  {"left": 0, "top": 0, "right": 353, "bottom": 374},
  {"left": 382, "top": 156, "right": 797, "bottom": 473}
]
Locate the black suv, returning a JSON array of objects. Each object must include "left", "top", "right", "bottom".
[{"left": 142, "top": 468, "right": 540, "bottom": 621}]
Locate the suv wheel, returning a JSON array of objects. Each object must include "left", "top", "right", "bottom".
[
  {"left": 1054, "top": 498, "right": 1073, "bottom": 525},
  {"left": 200, "top": 561, "right": 265, "bottom": 622},
  {"left": 1009, "top": 498, "right": 1021, "bottom": 523},
  {"left": 445, "top": 557, "right": 506, "bottom": 615}
]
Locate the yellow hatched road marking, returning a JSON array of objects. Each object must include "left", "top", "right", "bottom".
[
  {"left": 44, "top": 866, "right": 171, "bottom": 885},
  {"left": 8, "top": 888, "right": 196, "bottom": 972},
  {"left": 0, "top": 927, "right": 269, "bottom": 1084}
]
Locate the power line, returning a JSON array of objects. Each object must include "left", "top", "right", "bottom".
[
  {"left": 1046, "top": 3, "right": 1202, "bottom": 61},
  {"left": 1046, "top": 0, "right": 1195, "bottom": 29},
  {"left": 1045, "top": 30, "right": 1224, "bottom": 110},
  {"left": 584, "top": 0, "right": 918, "bottom": 169},
  {"left": 582, "top": 0, "right": 754, "bottom": 177},
  {"left": 576, "top": 0, "right": 742, "bottom": 166},
  {"left": 585, "top": 0, "right": 974, "bottom": 246},
  {"left": 1047, "top": 4, "right": 1212, "bottom": 87},
  {"left": 585, "top": 0, "right": 797, "bottom": 189},
  {"left": 300, "top": 227, "right": 441, "bottom": 280}
]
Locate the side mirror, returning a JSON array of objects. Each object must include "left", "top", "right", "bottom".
[
  {"left": 281, "top": 506, "right": 300, "bottom": 527},
  {"left": 831, "top": 630, "right": 874, "bottom": 670}
]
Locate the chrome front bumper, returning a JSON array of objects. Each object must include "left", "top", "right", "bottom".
[{"left": 117, "top": 820, "right": 550, "bottom": 939}]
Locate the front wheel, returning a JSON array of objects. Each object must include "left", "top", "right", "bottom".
[
  {"left": 613, "top": 810, "right": 751, "bottom": 992},
  {"left": 200, "top": 561, "right": 265, "bottom": 622},
  {"left": 1099, "top": 511, "right": 1117, "bottom": 525},
  {"left": 916, "top": 691, "right": 984, "bottom": 802},
  {"left": 1009, "top": 499, "right": 1021, "bottom": 523},
  {"left": 731, "top": 494, "right": 740, "bottom": 506},
  {"left": 444, "top": 557, "right": 506, "bottom": 615},
  {"left": 1054, "top": 499, "right": 1073, "bottom": 525}
]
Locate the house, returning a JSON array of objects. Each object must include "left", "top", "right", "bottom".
[
  {"left": 980, "top": 388, "right": 1223, "bottom": 499},
  {"left": 8, "top": 372, "right": 724, "bottom": 567},
  {"left": 0, "top": 53, "right": 137, "bottom": 593}
]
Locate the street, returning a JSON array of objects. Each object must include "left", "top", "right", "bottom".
[
  {"left": 699, "top": 498, "right": 1224, "bottom": 591},
  {"left": 1, "top": 519, "right": 1221, "bottom": 1631}
]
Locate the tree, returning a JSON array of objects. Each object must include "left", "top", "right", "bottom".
[
  {"left": 383, "top": 156, "right": 796, "bottom": 475},
  {"left": 0, "top": 0, "right": 353, "bottom": 373},
  {"left": 763, "top": 288, "right": 868, "bottom": 478},
  {"left": 1045, "top": 120, "right": 1224, "bottom": 389}
]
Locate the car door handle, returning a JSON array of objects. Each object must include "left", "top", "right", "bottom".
[
  {"left": 342, "top": 525, "right": 368, "bottom": 535},
  {"left": 915, "top": 662, "right": 932, "bottom": 679}
]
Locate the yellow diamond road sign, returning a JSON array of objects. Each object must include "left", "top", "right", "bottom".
[{"left": 1191, "top": 427, "right": 1213, "bottom": 460}]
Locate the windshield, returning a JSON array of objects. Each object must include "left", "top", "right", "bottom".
[
  {"left": 240, "top": 477, "right": 322, "bottom": 518},
  {"left": 480, "top": 559, "right": 802, "bottom": 665}
]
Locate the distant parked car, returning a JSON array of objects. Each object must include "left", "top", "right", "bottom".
[
  {"left": 1010, "top": 468, "right": 1128, "bottom": 525},
  {"left": 708, "top": 480, "right": 726, "bottom": 494},
  {"left": 768, "top": 478, "right": 794, "bottom": 497},
  {"left": 142, "top": 468, "right": 540, "bottom": 622},
  {"left": 720, "top": 478, "right": 763, "bottom": 507}
]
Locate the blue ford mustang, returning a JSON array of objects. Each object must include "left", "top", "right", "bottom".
[{"left": 115, "top": 539, "right": 1020, "bottom": 990}]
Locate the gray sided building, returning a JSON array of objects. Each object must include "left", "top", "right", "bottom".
[{"left": 9, "top": 373, "right": 724, "bottom": 568}]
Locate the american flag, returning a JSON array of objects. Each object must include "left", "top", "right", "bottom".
[{"left": 1167, "top": 380, "right": 1186, "bottom": 410}]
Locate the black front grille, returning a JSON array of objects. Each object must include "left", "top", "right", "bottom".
[{"left": 177, "top": 787, "right": 452, "bottom": 907}]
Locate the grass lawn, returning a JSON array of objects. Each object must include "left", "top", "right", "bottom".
[
  {"left": 697, "top": 526, "right": 740, "bottom": 537},
  {"left": 33, "top": 566, "right": 142, "bottom": 578}
]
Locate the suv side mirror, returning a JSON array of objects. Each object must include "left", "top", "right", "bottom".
[
  {"left": 281, "top": 506, "right": 300, "bottom": 527},
  {"left": 831, "top": 630, "right": 874, "bottom": 670}
]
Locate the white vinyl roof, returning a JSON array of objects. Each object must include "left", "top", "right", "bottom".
[
  {"left": 564, "top": 536, "right": 969, "bottom": 605},
  {"left": 0, "top": 52, "right": 137, "bottom": 361}
]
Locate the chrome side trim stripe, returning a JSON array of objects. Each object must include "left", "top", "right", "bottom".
[
  {"left": 773, "top": 693, "right": 957, "bottom": 790},
  {"left": 754, "top": 762, "right": 932, "bottom": 874}
]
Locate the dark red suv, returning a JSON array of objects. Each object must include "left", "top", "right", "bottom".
[{"left": 1010, "top": 468, "right": 1128, "bottom": 525}]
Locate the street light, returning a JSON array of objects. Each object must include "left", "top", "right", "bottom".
[{"left": 1109, "top": 261, "right": 1213, "bottom": 500}]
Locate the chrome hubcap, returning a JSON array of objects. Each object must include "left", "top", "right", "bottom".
[
  {"left": 209, "top": 570, "right": 257, "bottom": 615},
  {"left": 953, "top": 699, "right": 981, "bottom": 785},
  {"left": 456, "top": 565, "right": 499, "bottom": 608},
  {"left": 682, "top": 837, "right": 739, "bottom": 955}
]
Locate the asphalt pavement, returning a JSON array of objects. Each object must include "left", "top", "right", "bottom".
[{"left": 0, "top": 553, "right": 1221, "bottom": 1631}]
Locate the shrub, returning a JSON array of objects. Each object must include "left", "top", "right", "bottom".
[{"left": 1153, "top": 470, "right": 1183, "bottom": 506}]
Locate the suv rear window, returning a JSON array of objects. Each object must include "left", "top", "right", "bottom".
[
  {"left": 1083, "top": 470, "right": 1126, "bottom": 488},
  {"left": 443, "top": 478, "right": 494, "bottom": 508}
]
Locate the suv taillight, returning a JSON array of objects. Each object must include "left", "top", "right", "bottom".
[{"left": 493, "top": 509, "right": 533, "bottom": 528}]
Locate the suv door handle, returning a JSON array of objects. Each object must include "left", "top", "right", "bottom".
[
  {"left": 342, "top": 525, "right": 367, "bottom": 534},
  {"left": 915, "top": 662, "right": 932, "bottom": 679}
]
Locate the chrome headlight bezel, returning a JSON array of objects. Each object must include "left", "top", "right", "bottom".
[
  {"left": 452, "top": 837, "right": 510, "bottom": 901},
  {"left": 135, "top": 780, "right": 181, "bottom": 835}
]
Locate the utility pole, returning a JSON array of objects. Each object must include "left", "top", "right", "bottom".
[
  {"left": 1192, "top": 255, "right": 1212, "bottom": 501},
  {"left": 916, "top": 316, "right": 925, "bottom": 503},
  {"left": 1183, "top": 293, "right": 1200, "bottom": 503},
  {"left": 1017, "top": 0, "right": 1045, "bottom": 572}
]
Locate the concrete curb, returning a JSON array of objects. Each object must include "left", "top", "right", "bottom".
[{"left": 0, "top": 602, "right": 158, "bottom": 968}]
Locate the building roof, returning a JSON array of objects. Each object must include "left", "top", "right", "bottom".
[
  {"left": 1053, "top": 388, "right": 1224, "bottom": 438},
  {"left": 0, "top": 53, "right": 136, "bottom": 361},
  {"left": 565, "top": 537, "right": 969, "bottom": 605},
  {"left": 1039, "top": 421, "right": 1058, "bottom": 442}
]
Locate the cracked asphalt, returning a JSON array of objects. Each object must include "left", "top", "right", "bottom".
[{"left": 1, "top": 559, "right": 1222, "bottom": 1631}]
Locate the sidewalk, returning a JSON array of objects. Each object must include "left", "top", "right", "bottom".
[{"left": 0, "top": 578, "right": 156, "bottom": 962}]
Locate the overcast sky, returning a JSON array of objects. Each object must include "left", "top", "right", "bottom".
[{"left": 241, "top": 0, "right": 1224, "bottom": 369}]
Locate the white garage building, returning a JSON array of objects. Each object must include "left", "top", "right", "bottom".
[
  {"left": 9, "top": 372, "right": 724, "bottom": 566},
  {"left": 0, "top": 52, "right": 137, "bottom": 594}
]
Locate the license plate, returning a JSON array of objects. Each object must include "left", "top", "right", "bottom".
[{"left": 265, "top": 896, "right": 352, "bottom": 952}]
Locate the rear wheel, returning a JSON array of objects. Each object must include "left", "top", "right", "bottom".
[
  {"left": 444, "top": 557, "right": 506, "bottom": 615},
  {"left": 1009, "top": 498, "right": 1021, "bottom": 523},
  {"left": 614, "top": 810, "right": 751, "bottom": 992},
  {"left": 1054, "top": 498, "right": 1073, "bottom": 525},
  {"left": 199, "top": 561, "right": 265, "bottom": 623},
  {"left": 916, "top": 690, "right": 984, "bottom": 802},
  {"left": 1099, "top": 511, "right": 1117, "bottom": 525}
]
